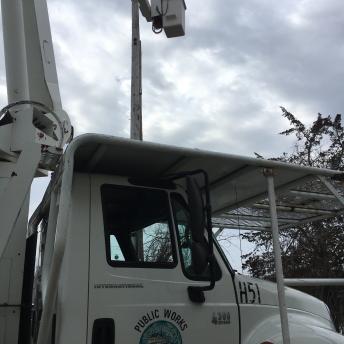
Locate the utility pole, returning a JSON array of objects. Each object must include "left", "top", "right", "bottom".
[
  {"left": 130, "top": 0, "right": 186, "bottom": 139},
  {"left": 131, "top": 0, "right": 142, "bottom": 141},
  {"left": 131, "top": 0, "right": 144, "bottom": 261}
]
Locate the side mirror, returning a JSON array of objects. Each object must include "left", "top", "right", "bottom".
[
  {"left": 187, "top": 176, "right": 208, "bottom": 274},
  {"left": 166, "top": 170, "right": 215, "bottom": 303}
]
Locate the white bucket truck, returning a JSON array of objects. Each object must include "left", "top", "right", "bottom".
[{"left": 1, "top": 1, "right": 344, "bottom": 344}]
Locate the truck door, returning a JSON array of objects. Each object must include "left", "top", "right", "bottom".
[{"left": 88, "top": 175, "right": 240, "bottom": 343}]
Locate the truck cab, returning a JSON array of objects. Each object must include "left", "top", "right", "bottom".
[{"left": 26, "top": 134, "right": 344, "bottom": 344}]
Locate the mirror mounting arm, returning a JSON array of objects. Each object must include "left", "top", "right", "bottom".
[
  {"left": 187, "top": 172, "right": 215, "bottom": 303},
  {"left": 167, "top": 169, "right": 216, "bottom": 304}
]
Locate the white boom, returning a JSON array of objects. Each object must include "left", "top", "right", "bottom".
[{"left": 0, "top": 1, "right": 71, "bottom": 341}]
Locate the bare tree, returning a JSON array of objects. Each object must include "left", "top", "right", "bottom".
[{"left": 243, "top": 108, "right": 344, "bottom": 332}]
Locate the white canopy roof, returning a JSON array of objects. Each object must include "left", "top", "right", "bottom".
[{"left": 70, "top": 134, "right": 344, "bottom": 231}]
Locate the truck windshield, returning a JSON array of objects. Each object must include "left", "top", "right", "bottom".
[{"left": 101, "top": 184, "right": 177, "bottom": 268}]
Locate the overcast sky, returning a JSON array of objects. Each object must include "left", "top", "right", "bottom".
[
  {"left": 1, "top": 0, "right": 343, "bottom": 268},
  {"left": 44, "top": 0, "right": 344, "bottom": 154},
  {"left": 13, "top": 0, "right": 342, "bottom": 157}
]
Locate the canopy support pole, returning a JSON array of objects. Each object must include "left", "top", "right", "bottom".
[{"left": 264, "top": 168, "right": 291, "bottom": 344}]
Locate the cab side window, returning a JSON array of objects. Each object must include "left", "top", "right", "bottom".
[{"left": 101, "top": 184, "right": 177, "bottom": 268}]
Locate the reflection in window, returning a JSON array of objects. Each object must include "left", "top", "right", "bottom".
[
  {"left": 142, "top": 222, "right": 174, "bottom": 263},
  {"left": 172, "top": 193, "right": 221, "bottom": 280},
  {"left": 110, "top": 235, "right": 124, "bottom": 261},
  {"left": 171, "top": 194, "right": 194, "bottom": 274},
  {"left": 102, "top": 184, "right": 176, "bottom": 267}
]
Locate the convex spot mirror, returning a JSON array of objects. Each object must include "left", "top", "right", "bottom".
[{"left": 187, "top": 176, "right": 208, "bottom": 274}]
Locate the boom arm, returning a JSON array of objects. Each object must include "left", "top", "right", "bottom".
[
  {"left": 0, "top": 0, "right": 71, "bottom": 342},
  {"left": 138, "top": 0, "right": 152, "bottom": 21},
  {"left": 2, "top": 0, "right": 62, "bottom": 109}
]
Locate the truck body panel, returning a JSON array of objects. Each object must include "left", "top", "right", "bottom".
[{"left": 87, "top": 174, "right": 240, "bottom": 343}]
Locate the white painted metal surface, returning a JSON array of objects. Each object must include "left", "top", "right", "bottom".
[
  {"left": 86, "top": 174, "right": 239, "bottom": 343},
  {"left": 64, "top": 134, "right": 343, "bottom": 216},
  {"left": 36, "top": 155, "right": 74, "bottom": 344},
  {"left": 236, "top": 274, "right": 340, "bottom": 344},
  {"left": 21, "top": 0, "right": 61, "bottom": 110},
  {"left": 151, "top": 0, "right": 186, "bottom": 37},
  {"left": 1, "top": 0, "right": 71, "bottom": 289},
  {"left": 1, "top": 0, "right": 29, "bottom": 103},
  {"left": 213, "top": 174, "right": 344, "bottom": 231},
  {"left": 138, "top": 0, "right": 152, "bottom": 21},
  {"left": 0, "top": 144, "right": 41, "bottom": 259},
  {"left": 0, "top": 2, "right": 71, "bottom": 340},
  {"left": 285, "top": 279, "right": 344, "bottom": 287},
  {"left": 0, "top": 194, "right": 29, "bottom": 344},
  {"left": 55, "top": 174, "right": 90, "bottom": 343},
  {"left": 266, "top": 169, "right": 291, "bottom": 344}
]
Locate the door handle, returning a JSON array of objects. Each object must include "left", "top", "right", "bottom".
[{"left": 92, "top": 318, "right": 115, "bottom": 344}]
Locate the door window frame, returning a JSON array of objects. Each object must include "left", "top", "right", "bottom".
[{"left": 101, "top": 183, "right": 178, "bottom": 269}]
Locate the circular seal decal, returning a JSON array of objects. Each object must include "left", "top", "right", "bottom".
[{"left": 139, "top": 320, "right": 182, "bottom": 344}]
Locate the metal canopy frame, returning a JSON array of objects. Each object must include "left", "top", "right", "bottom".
[{"left": 213, "top": 174, "right": 344, "bottom": 232}]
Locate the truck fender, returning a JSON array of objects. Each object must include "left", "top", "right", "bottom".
[{"left": 244, "top": 313, "right": 344, "bottom": 344}]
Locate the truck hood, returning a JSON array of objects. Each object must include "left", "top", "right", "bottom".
[{"left": 236, "top": 274, "right": 331, "bottom": 322}]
